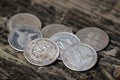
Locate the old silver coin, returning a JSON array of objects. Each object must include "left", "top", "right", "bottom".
[
  {"left": 62, "top": 43, "right": 98, "bottom": 71},
  {"left": 50, "top": 32, "right": 81, "bottom": 60},
  {"left": 8, "top": 25, "right": 42, "bottom": 51},
  {"left": 76, "top": 27, "right": 109, "bottom": 51},
  {"left": 24, "top": 38, "right": 59, "bottom": 66},
  {"left": 7, "top": 13, "right": 42, "bottom": 32},
  {"left": 41, "top": 24, "right": 73, "bottom": 38}
]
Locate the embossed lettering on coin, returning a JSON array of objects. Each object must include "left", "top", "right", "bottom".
[
  {"left": 8, "top": 25, "right": 42, "bottom": 51},
  {"left": 24, "top": 38, "right": 59, "bottom": 66},
  {"left": 62, "top": 43, "right": 98, "bottom": 71},
  {"left": 76, "top": 27, "right": 109, "bottom": 51},
  {"left": 50, "top": 32, "right": 81, "bottom": 60}
]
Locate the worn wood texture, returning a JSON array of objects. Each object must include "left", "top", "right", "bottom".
[{"left": 0, "top": 0, "right": 120, "bottom": 80}]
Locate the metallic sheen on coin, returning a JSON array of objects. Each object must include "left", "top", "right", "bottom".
[
  {"left": 8, "top": 25, "right": 42, "bottom": 51},
  {"left": 62, "top": 43, "right": 98, "bottom": 71},
  {"left": 41, "top": 24, "right": 73, "bottom": 38},
  {"left": 24, "top": 38, "right": 59, "bottom": 66},
  {"left": 76, "top": 27, "right": 109, "bottom": 51},
  {"left": 50, "top": 32, "right": 81, "bottom": 60},
  {"left": 7, "top": 13, "right": 42, "bottom": 31}
]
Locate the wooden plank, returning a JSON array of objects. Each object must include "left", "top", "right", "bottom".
[{"left": 0, "top": 0, "right": 120, "bottom": 80}]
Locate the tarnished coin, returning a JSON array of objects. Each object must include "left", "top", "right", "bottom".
[
  {"left": 62, "top": 43, "right": 98, "bottom": 71},
  {"left": 8, "top": 25, "right": 42, "bottom": 51},
  {"left": 50, "top": 32, "right": 81, "bottom": 60},
  {"left": 76, "top": 27, "right": 109, "bottom": 51},
  {"left": 41, "top": 24, "right": 73, "bottom": 38},
  {"left": 7, "top": 13, "right": 42, "bottom": 31},
  {"left": 24, "top": 38, "right": 59, "bottom": 66}
]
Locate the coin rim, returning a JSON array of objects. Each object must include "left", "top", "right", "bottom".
[
  {"left": 62, "top": 43, "right": 98, "bottom": 71},
  {"left": 7, "top": 13, "right": 42, "bottom": 32},
  {"left": 50, "top": 32, "right": 81, "bottom": 60},
  {"left": 41, "top": 24, "right": 73, "bottom": 38},
  {"left": 24, "top": 38, "right": 59, "bottom": 66},
  {"left": 8, "top": 25, "right": 43, "bottom": 52},
  {"left": 76, "top": 27, "right": 109, "bottom": 51}
]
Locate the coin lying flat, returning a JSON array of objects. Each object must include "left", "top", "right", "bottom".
[
  {"left": 41, "top": 24, "right": 73, "bottom": 38},
  {"left": 8, "top": 25, "right": 42, "bottom": 51},
  {"left": 50, "top": 32, "right": 81, "bottom": 60},
  {"left": 7, "top": 13, "right": 42, "bottom": 32},
  {"left": 76, "top": 27, "right": 109, "bottom": 51},
  {"left": 62, "top": 43, "right": 98, "bottom": 71},
  {"left": 24, "top": 38, "right": 59, "bottom": 66}
]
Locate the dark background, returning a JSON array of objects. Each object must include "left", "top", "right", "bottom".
[{"left": 0, "top": 0, "right": 120, "bottom": 80}]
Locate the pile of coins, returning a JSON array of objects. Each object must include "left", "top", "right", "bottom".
[{"left": 7, "top": 13, "right": 109, "bottom": 71}]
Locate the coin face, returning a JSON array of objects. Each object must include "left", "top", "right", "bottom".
[
  {"left": 76, "top": 27, "right": 109, "bottom": 51},
  {"left": 41, "top": 24, "right": 73, "bottom": 38},
  {"left": 24, "top": 38, "right": 59, "bottom": 66},
  {"left": 62, "top": 43, "right": 98, "bottom": 71},
  {"left": 7, "top": 13, "right": 42, "bottom": 32},
  {"left": 50, "top": 32, "right": 81, "bottom": 60},
  {"left": 8, "top": 25, "right": 42, "bottom": 51}
]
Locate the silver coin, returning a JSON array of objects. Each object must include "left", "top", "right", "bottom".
[
  {"left": 41, "top": 24, "right": 73, "bottom": 38},
  {"left": 50, "top": 32, "right": 81, "bottom": 60},
  {"left": 62, "top": 43, "right": 98, "bottom": 71},
  {"left": 76, "top": 27, "right": 109, "bottom": 51},
  {"left": 7, "top": 13, "right": 42, "bottom": 32},
  {"left": 8, "top": 25, "right": 42, "bottom": 51},
  {"left": 24, "top": 38, "right": 59, "bottom": 66}
]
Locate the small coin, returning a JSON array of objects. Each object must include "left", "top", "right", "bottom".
[
  {"left": 76, "top": 27, "right": 109, "bottom": 51},
  {"left": 8, "top": 25, "right": 42, "bottom": 51},
  {"left": 41, "top": 24, "right": 73, "bottom": 38},
  {"left": 24, "top": 38, "right": 59, "bottom": 66},
  {"left": 62, "top": 43, "right": 98, "bottom": 71},
  {"left": 7, "top": 13, "right": 42, "bottom": 32},
  {"left": 50, "top": 32, "right": 81, "bottom": 60}
]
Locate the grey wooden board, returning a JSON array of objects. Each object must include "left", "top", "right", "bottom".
[{"left": 0, "top": 0, "right": 120, "bottom": 80}]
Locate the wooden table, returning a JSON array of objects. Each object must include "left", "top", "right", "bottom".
[{"left": 0, "top": 0, "right": 120, "bottom": 80}]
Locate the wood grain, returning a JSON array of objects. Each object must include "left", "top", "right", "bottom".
[{"left": 0, "top": 0, "right": 120, "bottom": 80}]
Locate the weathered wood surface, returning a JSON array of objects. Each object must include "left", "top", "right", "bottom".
[{"left": 0, "top": 0, "right": 120, "bottom": 80}]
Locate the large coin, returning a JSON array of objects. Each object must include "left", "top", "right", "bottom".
[
  {"left": 76, "top": 27, "right": 109, "bottom": 51},
  {"left": 8, "top": 25, "right": 42, "bottom": 51},
  {"left": 7, "top": 13, "right": 42, "bottom": 32},
  {"left": 62, "top": 43, "right": 98, "bottom": 71},
  {"left": 50, "top": 32, "right": 81, "bottom": 60},
  {"left": 24, "top": 38, "right": 59, "bottom": 66},
  {"left": 41, "top": 24, "right": 73, "bottom": 38}
]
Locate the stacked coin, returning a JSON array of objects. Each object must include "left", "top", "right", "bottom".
[
  {"left": 7, "top": 13, "right": 42, "bottom": 32},
  {"left": 50, "top": 32, "right": 80, "bottom": 60},
  {"left": 7, "top": 13, "right": 43, "bottom": 51},
  {"left": 41, "top": 24, "right": 73, "bottom": 38},
  {"left": 62, "top": 43, "right": 98, "bottom": 71},
  {"left": 76, "top": 27, "right": 109, "bottom": 51},
  {"left": 8, "top": 25, "right": 42, "bottom": 51},
  {"left": 7, "top": 13, "right": 109, "bottom": 72},
  {"left": 24, "top": 38, "right": 59, "bottom": 66}
]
